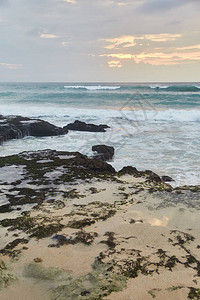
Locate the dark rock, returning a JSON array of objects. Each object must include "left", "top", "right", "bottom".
[
  {"left": 0, "top": 115, "right": 68, "bottom": 145},
  {"left": 92, "top": 144, "right": 114, "bottom": 161},
  {"left": 0, "top": 135, "right": 4, "bottom": 145},
  {"left": 28, "top": 120, "right": 68, "bottom": 137},
  {"left": 0, "top": 203, "right": 12, "bottom": 213},
  {"left": 69, "top": 156, "right": 116, "bottom": 173},
  {"left": 64, "top": 120, "right": 109, "bottom": 132},
  {"left": 119, "top": 166, "right": 140, "bottom": 176},
  {"left": 144, "top": 170, "right": 162, "bottom": 182},
  {"left": 0, "top": 149, "right": 116, "bottom": 208},
  {"left": 162, "top": 176, "right": 175, "bottom": 182},
  {"left": 118, "top": 166, "right": 161, "bottom": 182}
]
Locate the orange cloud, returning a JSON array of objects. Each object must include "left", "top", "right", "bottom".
[
  {"left": 108, "top": 60, "right": 122, "bottom": 68},
  {"left": 102, "top": 36, "right": 136, "bottom": 49},
  {"left": 100, "top": 32, "right": 200, "bottom": 66},
  {"left": 176, "top": 44, "right": 200, "bottom": 51},
  {"left": 144, "top": 33, "right": 182, "bottom": 42},
  {"left": 101, "top": 49, "right": 200, "bottom": 66},
  {"left": 134, "top": 51, "right": 200, "bottom": 65},
  {"left": 102, "top": 33, "right": 182, "bottom": 50}
]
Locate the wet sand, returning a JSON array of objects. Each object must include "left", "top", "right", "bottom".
[{"left": 0, "top": 170, "right": 200, "bottom": 299}]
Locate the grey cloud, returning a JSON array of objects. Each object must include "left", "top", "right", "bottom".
[
  {"left": 0, "top": 0, "right": 9, "bottom": 6},
  {"left": 139, "top": 0, "right": 188, "bottom": 13},
  {"left": 0, "top": 0, "right": 199, "bottom": 81}
]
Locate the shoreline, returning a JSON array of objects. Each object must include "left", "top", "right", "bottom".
[{"left": 0, "top": 150, "right": 200, "bottom": 299}]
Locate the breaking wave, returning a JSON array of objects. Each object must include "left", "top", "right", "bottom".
[{"left": 64, "top": 85, "right": 121, "bottom": 90}]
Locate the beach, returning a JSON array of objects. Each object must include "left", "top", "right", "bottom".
[
  {"left": 1, "top": 0, "right": 200, "bottom": 296},
  {"left": 0, "top": 82, "right": 200, "bottom": 299},
  {"left": 0, "top": 149, "right": 200, "bottom": 299}
]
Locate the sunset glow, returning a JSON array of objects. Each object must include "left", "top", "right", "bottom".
[{"left": 1, "top": 0, "right": 200, "bottom": 81}]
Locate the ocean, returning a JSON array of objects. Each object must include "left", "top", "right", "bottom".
[{"left": 0, "top": 82, "right": 200, "bottom": 186}]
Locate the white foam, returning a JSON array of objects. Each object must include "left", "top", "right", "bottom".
[
  {"left": 64, "top": 85, "right": 121, "bottom": 90},
  {"left": 149, "top": 84, "right": 169, "bottom": 89},
  {"left": 121, "top": 109, "right": 200, "bottom": 123}
]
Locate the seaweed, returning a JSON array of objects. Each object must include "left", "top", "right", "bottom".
[
  {"left": 188, "top": 287, "right": 200, "bottom": 299},
  {"left": 0, "top": 260, "right": 16, "bottom": 290}
]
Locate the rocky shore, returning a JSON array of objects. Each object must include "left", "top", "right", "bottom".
[
  {"left": 0, "top": 115, "right": 109, "bottom": 145},
  {"left": 0, "top": 149, "right": 200, "bottom": 299}
]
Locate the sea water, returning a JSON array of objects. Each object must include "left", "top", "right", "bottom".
[{"left": 0, "top": 82, "right": 200, "bottom": 186}]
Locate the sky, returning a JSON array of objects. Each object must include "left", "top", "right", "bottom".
[{"left": 0, "top": 0, "right": 200, "bottom": 82}]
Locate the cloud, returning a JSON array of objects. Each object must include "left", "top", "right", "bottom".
[
  {"left": 133, "top": 50, "right": 200, "bottom": 65},
  {"left": 63, "top": 0, "right": 76, "bottom": 3},
  {"left": 108, "top": 60, "right": 122, "bottom": 67},
  {"left": 40, "top": 33, "right": 59, "bottom": 39},
  {"left": 139, "top": 0, "right": 187, "bottom": 13},
  {"left": 101, "top": 53, "right": 134, "bottom": 59},
  {"left": 61, "top": 41, "right": 70, "bottom": 47},
  {"left": 0, "top": 0, "right": 9, "bottom": 6},
  {"left": 0, "top": 63, "right": 22, "bottom": 70},
  {"left": 0, "top": 0, "right": 200, "bottom": 81},
  {"left": 99, "top": 32, "right": 200, "bottom": 67},
  {"left": 102, "top": 33, "right": 182, "bottom": 50},
  {"left": 106, "top": 0, "right": 131, "bottom": 6},
  {"left": 144, "top": 33, "right": 182, "bottom": 42},
  {"left": 102, "top": 36, "right": 136, "bottom": 49},
  {"left": 100, "top": 39, "right": 200, "bottom": 66},
  {"left": 176, "top": 44, "right": 200, "bottom": 51}
]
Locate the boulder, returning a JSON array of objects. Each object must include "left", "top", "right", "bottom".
[
  {"left": 92, "top": 144, "right": 115, "bottom": 161},
  {"left": 118, "top": 166, "right": 140, "bottom": 176},
  {"left": 162, "top": 176, "right": 175, "bottom": 182},
  {"left": 28, "top": 120, "right": 67, "bottom": 137},
  {"left": 143, "top": 170, "right": 162, "bottom": 182},
  {"left": 118, "top": 166, "right": 161, "bottom": 182},
  {"left": 64, "top": 120, "right": 109, "bottom": 132},
  {"left": 0, "top": 115, "right": 68, "bottom": 145}
]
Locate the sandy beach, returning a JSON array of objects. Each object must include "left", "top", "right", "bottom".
[{"left": 0, "top": 150, "right": 199, "bottom": 299}]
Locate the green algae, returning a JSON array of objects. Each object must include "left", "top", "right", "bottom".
[
  {"left": 0, "top": 238, "right": 29, "bottom": 258},
  {"left": 0, "top": 259, "right": 16, "bottom": 290},
  {"left": 0, "top": 213, "right": 64, "bottom": 239},
  {"left": 23, "top": 261, "right": 127, "bottom": 300},
  {"left": 166, "top": 286, "right": 184, "bottom": 292},
  {"left": 188, "top": 287, "right": 200, "bottom": 299},
  {"left": 23, "top": 263, "right": 72, "bottom": 281},
  {"left": 67, "top": 202, "right": 116, "bottom": 229},
  {"left": 67, "top": 218, "right": 96, "bottom": 229},
  {"left": 148, "top": 288, "right": 161, "bottom": 298}
]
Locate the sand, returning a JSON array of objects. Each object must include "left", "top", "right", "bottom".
[{"left": 0, "top": 174, "right": 200, "bottom": 299}]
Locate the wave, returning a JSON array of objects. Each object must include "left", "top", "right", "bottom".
[
  {"left": 119, "top": 84, "right": 200, "bottom": 92},
  {"left": 0, "top": 92, "right": 17, "bottom": 96},
  {"left": 160, "top": 85, "right": 200, "bottom": 92},
  {"left": 147, "top": 84, "right": 200, "bottom": 92},
  {"left": 64, "top": 85, "right": 121, "bottom": 90},
  {"left": 149, "top": 84, "right": 170, "bottom": 89},
  {"left": 120, "top": 108, "right": 200, "bottom": 123}
]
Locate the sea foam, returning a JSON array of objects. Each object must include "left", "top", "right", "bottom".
[{"left": 64, "top": 85, "right": 121, "bottom": 90}]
